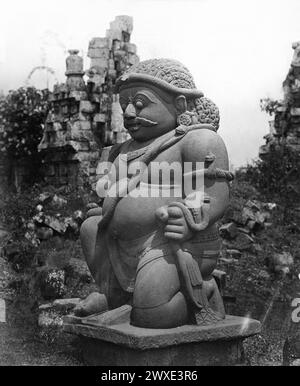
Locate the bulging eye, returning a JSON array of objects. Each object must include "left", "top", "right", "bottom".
[{"left": 135, "top": 100, "right": 144, "bottom": 110}]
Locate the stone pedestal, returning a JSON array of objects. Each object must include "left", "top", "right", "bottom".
[{"left": 63, "top": 314, "right": 261, "bottom": 366}]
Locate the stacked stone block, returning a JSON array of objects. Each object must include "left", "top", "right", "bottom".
[
  {"left": 87, "top": 15, "right": 139, "bottom": 147},
  {"left": 38, "top": 16, "right": 139, "bottom": 187},
  {"left": 38, "top": 49, "right": 99, "bottom": 186}
]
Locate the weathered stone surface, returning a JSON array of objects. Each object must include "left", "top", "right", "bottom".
[
  {"left": 242, "top": 206, "right": 267, "bottom": 230},
  {"left": 53, "top": 298, "right": 81, "bottom": 309},
  {"left": 128, "top": 53, "right": 139, "bottom": 66},
  {"left": 86, "top": 202, "right": 99, "bottom": 210},
  {"left": 73, "top": 210, "right": 84, "bottom": 223},
  {"left": 52, "top": 194, "right": 67, "bottom": 208},
  {"left": 212, "top": 269, "right": 226, "bottom": 293},
  {"left": 66, "top": 49, "right": 84, "bottom": 75},
  {"left": 93, "top": 113, "right": 106, "bottom": 123},
  {"left": 89, "top": 47, "right": 110, "bottom": 59},
  {"left": 44, "top": 215, "right": 67, "bottom": 234},
  {"left": 39, "top": 298, "right": 81, "bottom": 313},
  {"left": 219, "top": 222, "right": 238, "bottom": 239},
  {"left": 66, "top": 258, "right": 92, "bottom": 283},
  {"left": 90, "top": 58, "right": 108, "bottom": 69},
  {"left": 64, "top": 217, "right": 79, "bottom": 233},
  {"left": 123, "top": 42, "right": 136, "bottom": 54},
  {"left": 38, "top": 192, "right": 53, "bottom": 203},
  {"left": 88, "top": 37, "right": 111, "bottom": 54},
  {"left": 63, "top": 315, "right": 261, "bottom": 366},
  {"left": 226, "top": 209, "right": 244, "bottom": 225},
  {"left": 74, "top": 292, "right": 107, "bottom": 317},
  {"left": 79, "top": 101, "right": 95, "bottom": 114},
  {"left": 64, "top": 315, "right": 261, "bottom": 349},
  {"left": 225, "top": 249, "right": 242, "bottom": 259},
  {"left": 81, "top": 337, "right": 245, "bottom": 366},
  {"left": 234, "top": 233, "right": 254, "bottom": 251},
  {"left": 219, "top": 257, "right": 239, "bottom": 265},
  {"left": 68, "top": 140, "right": 90, "bottom": 152},
  {"left": 272, "top": 252, "right": 294, "bottom": 274}
]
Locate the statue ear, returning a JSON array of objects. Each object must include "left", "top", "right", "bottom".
[{"left": 175, "top": 95, "right": 187, "bottom": 114}]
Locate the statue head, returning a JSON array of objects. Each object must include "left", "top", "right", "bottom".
[{"left": 115, "top": 58, "right": 220, "bottom": 141}]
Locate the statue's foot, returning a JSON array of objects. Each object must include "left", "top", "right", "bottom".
[
  {"left": 204, "top": 277, "right": 226, "bottom": 318},
  {"left": 73, "top": 292, "right": 108, "bottom": 317},
  {"left": 82, "top": 304, "right": 132, "bottom": 326}
]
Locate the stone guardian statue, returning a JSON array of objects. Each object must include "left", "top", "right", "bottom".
[{"left": 77, "top": 58, "right": 234, "bottom": 329}]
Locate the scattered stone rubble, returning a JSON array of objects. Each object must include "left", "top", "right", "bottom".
[
  {"left": 38, "top": 15, "right": 139, "bottom": 188},
  {"left": 219, "top": 199, "right": 294, "bottom": 275},
  {"left": 22, "top": 191, "right": 85, "bottom": 247},
  {"left": 270, "top": 251, "right": 294, "bottom": 275},
  {"left": 2, "top": 187, "right": 97, "bottom": 311},
  {"left": 220, "top": 200, "right": 274, "bottom": 244}
]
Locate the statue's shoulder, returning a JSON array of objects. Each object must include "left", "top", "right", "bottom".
[
  {"left": 180, "top": 126, "right": 228, "bottom": 165},
  {"left": 181, "top": 126, "right": 224, "bottom": 149}
]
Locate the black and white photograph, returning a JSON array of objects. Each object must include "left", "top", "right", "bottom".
[{"left": 0, "top": 0, "right": 299, "bottom": 369}]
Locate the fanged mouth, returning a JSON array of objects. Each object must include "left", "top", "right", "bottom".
[
  {"left": 124, "top": 117, "right": 158, "bottom": 132},
  {"left": 126, "top": 125, "right": 140, "bottom": 132}
]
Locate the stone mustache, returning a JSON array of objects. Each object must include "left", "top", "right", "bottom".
[{"left": 78, "top": 58, "right": 234, "bottom": 329}]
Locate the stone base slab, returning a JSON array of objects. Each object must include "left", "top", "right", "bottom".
[{"left": 63, "top": 314, "right": 261, "bottom": 366}]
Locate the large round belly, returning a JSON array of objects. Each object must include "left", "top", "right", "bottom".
[{"left": 103, "top": 196, "right": 175, "bottom": 240}]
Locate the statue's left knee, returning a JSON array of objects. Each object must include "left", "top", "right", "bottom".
[
  {"left": 131, "top": 291, "right": 188, "bottom": 328},
  {"left": 133, "top": 254, "right": 180, "bottom": 310}
]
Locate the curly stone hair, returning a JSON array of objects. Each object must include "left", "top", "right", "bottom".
[
  {"left": 116, "top": 58, "right": 220, "bottom": 131},
  {"left": 193, "top": 97, "right": 220, "bottom": 131},
  {"left": 127, "top": 58, "right": 196, "bottom": 89}
]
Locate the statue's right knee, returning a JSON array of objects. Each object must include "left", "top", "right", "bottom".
[
  {"left": 80, "top": 215, "right": 102, "bottom": 261},
  {"left": 133, "top": 255, "right": 180, "bottom": 310}
]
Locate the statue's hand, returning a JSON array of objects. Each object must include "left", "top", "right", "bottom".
[
  {"left": 86, "top": 206, "right": 103, "bottom": 218},
  {"left": 156, "top": 205, "right": 193, "bottom": 242}
]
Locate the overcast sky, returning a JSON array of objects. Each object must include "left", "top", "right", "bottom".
[{"left": 1, "top": 0, "right": 300, "bottom": 167}]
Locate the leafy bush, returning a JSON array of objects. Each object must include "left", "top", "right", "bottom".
[
  {"left": 0, "top": 87, "right": 50, "bottom": 185},
  {"left": 260, "top": 98, "right": 282, "bottom": 116},
  {"left": 0, "top": 87, "right": 49, "bottom": 158},
  {"left": 235, "top": 145, "right": 300, "bottom": 225},
  {"left": 245, "top": 148, "right": 299, "bottom": 198}
]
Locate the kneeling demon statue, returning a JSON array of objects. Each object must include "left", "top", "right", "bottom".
[{"left": 77, "top": 58, "right": 233, "bottom": 329}]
